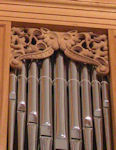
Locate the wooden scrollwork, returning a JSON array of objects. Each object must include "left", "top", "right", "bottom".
[{"left": 10, "top": 27, "right": 109, "bottom": 75}]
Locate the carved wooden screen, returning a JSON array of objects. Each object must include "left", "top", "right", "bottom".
[{"left": 8, "top": 27, "right": 112, "bottom": 150}]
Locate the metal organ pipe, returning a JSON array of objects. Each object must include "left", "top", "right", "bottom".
[
  {"left": 101, "top": 79, "right": 112, "bottom": 150},
  {"left": 68, "top": 60, "right": 82, "bottom": 150},
  {"left": 8, "top": 71, "right": 17, "bottom": 150},
  {"left": 40, "top": 58, "right": 53, "bottom": 150},
  {"left": 8, "top": 55, "right": 113, "bottom": 150},
  {"left": 28, "top": 62, "right": 38, "bottom": 150},
  {"left": 17, "top": 63, "right": 27, "bottom": 150},
  {"left": 92, "top": 69, "right": 103, "bottom": 150},
  {"left": 81, "top": 65, "right": 93, "bottom": 150},
  {"left": 53, "top": 52, "right": 68, "bottom": 150}
]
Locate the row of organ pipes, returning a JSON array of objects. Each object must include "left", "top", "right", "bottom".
[{"left": 8, "top": 52, "right": 112, "bottom": 150}]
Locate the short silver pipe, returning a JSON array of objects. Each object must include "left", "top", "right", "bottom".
[
  {"left": 92, "top": 69, "right": 102, "bottom": 117},
  {"left": 94, "top": 117, "right": 103, "bottom": 150},
  {"left": 9, "top": 72, "right": 17, "bottom": 100},
  {"left": 68, "top": 60, "right": 82, "bottom": 140},
  {"left": 53, "top": 52, "right": 68, "bottom": 150},
  {"left": 27, "top": 123, "right": 38, "bottom": 150},
  {"left": 83, "top": 128, "right": 93, "bottom": 150},
  {"left": 92, "top": 69, "right": 103, "bottom": 150},
  {"left": 101, "top": 80, "right": 112, "bottom": 150},
  {"left": 103, "top": 108, "right": 112, "bottom": 150},
  {"left": 8, "top": 72, "right": 17, "bottom": 150},
  {"left": 8, "top": 100, "right": 16, "bottom": 150},
  {"left": 101, "top": 80, "right": 110, "bottom": 108},
  {"left": 40, "top": 58, "right": 53, "bottom": 137},
  {"left": 81, "top": 65, "right": 93, "bottom": 127},
  {"left": 40, "top": 136, "right": 53, "bottom": 150},
  {"left": 27, "top": 62, "right": 38, "bottom": 150},
  {"left": 17, "top": 111, "right": 26, "bottom": 150},
  {"left": 70, "top": 139, "right": 82, "bottom": 150}
]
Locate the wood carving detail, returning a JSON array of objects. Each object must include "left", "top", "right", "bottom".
[{"left": 11, "top": 27, "right": 109, "bottom": 75}]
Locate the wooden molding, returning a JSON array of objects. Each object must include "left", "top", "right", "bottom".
[
  {"left": 0, "top": 0, "right": 116, "bottom": 29},
  {"left": 3, "top": 0, "right": 116, "bottom": 7},
  {"left": 0, "top": 21, "right": 11, "bottom": 150}
]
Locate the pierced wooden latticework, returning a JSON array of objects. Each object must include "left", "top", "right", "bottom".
[{"left": 10, "top": 27, "right": 109, "bottom": 75}]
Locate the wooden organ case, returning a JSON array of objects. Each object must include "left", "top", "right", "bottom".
[{"left": 0, "top": 0, "right": 116, "bottom": 150}]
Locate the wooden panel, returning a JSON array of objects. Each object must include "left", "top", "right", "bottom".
[
  {"left": 6, "top": 0, "right": 116, "bottom": 6},
  {"left": 91, "top": 0, "right": 116, "bottom": 2},
  {"left": 78, "top": 0, "right": 116, "bottom": 2},
  {"left": 0, "top": 21, "right": 11, "bottom": 150},
  {"left": 108, "top": 30, "right": 116, "bottom": 150},
  {"left": 0, "top": 1, "right": 115, "bottom": 150},
  {"left": 1, "top": 0, "right": 116, "bottom": 29}
]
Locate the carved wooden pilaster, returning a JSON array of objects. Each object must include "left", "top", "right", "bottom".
[{"left": 10, "top": 27, "right": 109, "bottom": 75}]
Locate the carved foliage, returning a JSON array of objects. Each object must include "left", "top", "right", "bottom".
[{"left": 11, "top": 27, "right": 109, "bottom": 75}]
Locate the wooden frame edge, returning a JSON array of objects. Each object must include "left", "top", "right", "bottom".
[
  {"left": 108, "top": 29, "right": 116, "bottom": 150},
  {"left": 2, "top": 0, "right": 116, "bottom": 8},
  {"left": 0, "top": 21, "right": 11, "bottom": 150},
  {"left": 0, "top": 19, "right": 115, "bottom": 150}
]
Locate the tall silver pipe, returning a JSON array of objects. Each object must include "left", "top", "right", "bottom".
[
  {"left": 40, "top": 58, "right": 52, "bottom": 137},
  {"left": 68, "top": 60, "right": 81, "bottom": 140},
  {"left": 101, "top": 80, "right": 112, "bottom": 150},
  {"left": 53, "top": 52, "right": 68, "bottom": 150},
  {"left": 28, "top": 62, "right": 38, "bottom": 150},
  {"left": 17, "top": 63, "right": 27, "bottom": 112},
  {"left": 8, "top": 72, "right": 17, "bottom": 150},
  {"left": 81, "top": 65, "right": 93, "bottom": 150},
  {"left": 92, "top": 69, "right": 103, "bottom": 150},
  {"left": 17, "top": 63, "right": 27, "bottom": 150}
]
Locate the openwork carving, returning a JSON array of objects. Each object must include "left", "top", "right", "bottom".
[{"left": 11, "top": 27, "right": 109, "bottom": 75}]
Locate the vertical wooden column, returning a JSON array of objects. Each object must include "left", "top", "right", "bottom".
[
  {"left": 108, "top": 30, "right": 116, "bottom": 150},
  {"left": 0, "top": 21, "right": 11, "bottom": 150}
]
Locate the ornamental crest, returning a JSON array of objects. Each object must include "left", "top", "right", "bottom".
[{"left": 10, "top": 27, "right": 109, "bottom": 75}]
